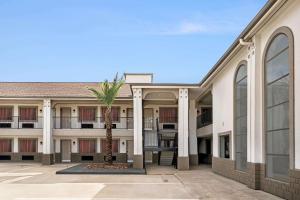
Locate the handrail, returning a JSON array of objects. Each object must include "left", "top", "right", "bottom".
[
  {"left": 53, "top": 116, "right": 133, "bottom": 129},
  {"left": 0, "top": 116, "right": 43, "bottom": 129},
  {"left": 197, "top": 111, "right": 212, "bottom": 129}
]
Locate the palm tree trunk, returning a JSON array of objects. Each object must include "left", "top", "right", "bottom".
[{"left": 105, "top": 108, "right": 113, "bottom": 164}]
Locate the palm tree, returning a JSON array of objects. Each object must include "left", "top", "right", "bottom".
[{"left": 89, "top": 74, "right": 125, "bottom": 164}]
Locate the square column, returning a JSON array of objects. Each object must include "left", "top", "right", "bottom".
[
  {"left": 133, "top": 88, "right": 143, "bottom": 169},
  {"left": 247, "top": 36, "right": 263, "bottom": 189},
  {"left": 178, "top": 88, "right": 189, "bottom": 170},
  {"left": 42, "top": 99, "right": 54, "bottom": 165},
  {"left": 189, "top": 100, "right": 198, "bottom": 165}
]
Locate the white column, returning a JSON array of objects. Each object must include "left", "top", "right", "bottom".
[
  {"left": 96, "top": 138, "right": 101, "bottom": 153},
  {"left": 248, "top": 35, "right": 263, "bottom": 164},
  {"left": 178, "top": 88, "right": 189, "bottom": 170},
  {"left": 55, "top": 139, "right": 60, "bottom": 153},
  {"left": 188, "top": 99, "right": 198, "bottom": 165},
  {"left": 13, "top": 105, "right": 18, "bottom": 128},
  {"left": 13, "top": 137, "right": 18, "bottom": 153},
  {"left": 42, "top": 99, "right": 54, "bottom": 164},
  {"left": 133, "top": 88, "right": 143, "bottom": 168}
]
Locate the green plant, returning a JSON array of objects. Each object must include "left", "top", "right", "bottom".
[{"left": 89, "top": 73, "right": 125, "bottom": 164}]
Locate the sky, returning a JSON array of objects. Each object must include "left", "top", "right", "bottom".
[{"left": 0, "top": 0, "right": 267, "bottom": 83}]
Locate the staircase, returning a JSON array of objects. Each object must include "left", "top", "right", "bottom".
[{"left": 159, "top": 151, "right": 174, "bottom": 166}]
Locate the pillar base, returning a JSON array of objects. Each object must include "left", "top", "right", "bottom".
[
  {"left": 133, "top": 154, "right": 143, "bottom": 169},
  {"left": 42, "top": 154, "right": 54, "bottom": 165},
  {"left": 189, "top": 154, "right": 198, "bottom": 166},
  {"left": 177, "top": 156, "right": 189, "bottom": 170}
]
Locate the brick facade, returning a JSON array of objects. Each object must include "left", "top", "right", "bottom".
[
  {"left": 0, "top": 153, "right": 42, "bottom": 162},
  {"left": 212, "top": 157, "right": 300, "bottom": 199}
]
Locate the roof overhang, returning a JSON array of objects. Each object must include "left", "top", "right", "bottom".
[{"left": 131, "top": 83, "right": 199, "bottom": 89}]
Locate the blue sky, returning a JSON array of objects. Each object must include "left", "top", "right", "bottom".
[{"left": 0, "top": 0, "right": 267, "bottom": 83}]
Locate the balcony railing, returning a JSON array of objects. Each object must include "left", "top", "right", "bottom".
[
  {"left": 197, "top": 111, "right": 212, "bottom": 129},
  {"left": 143, "top": 117, "right": 178, "bottom": 131},
  {"left": 53, "top": 117, "right": 133, "bottom": 129},
  {"left": 0, "top": 116, "right": 43, "bottom": 129}
]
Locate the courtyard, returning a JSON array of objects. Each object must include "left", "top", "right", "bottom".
[{"left": 0, "top": 163, "right": 281, "bottom": 200}]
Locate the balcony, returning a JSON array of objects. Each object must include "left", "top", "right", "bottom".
[
  {"left": 197, "top": 111, "right": 212, "bottom": 129},
  {"left": 53, "top": 117, "right": 133, "bottom": 129},
  {"left": 0, "top": 116, "right": 43, "bottom": 129}
]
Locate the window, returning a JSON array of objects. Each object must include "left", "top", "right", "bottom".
[
  {"left": 19, "top": 107, "right": 37, "bottom": 122},
  {"left": 0, "top": 139, "right": 12, "bottom": 152},
  {"left": 79, "top": 139, "right": 96, "bottom": 153},
  {"left": 220, "top": 134, "right": 230, "bottom": 159},
  {"left": 101, "top": 107, "right": 120, "bottom": 122},
  {"left": 78, "top": 107, "right": 96, "bottom": 122},
  {"left": 0, "top": 107, "right": 13, "bottom": 121},
  {"left": 101, "top": 139, "right": 119, "bottom": 154},
  {"left": 127, "top": 108, "right": 134, "bottom": 129},
  {"left": 159, "top": 107, "right": 178, "bottom": 123},
  {"left": 234, "top": 63, "right": 248, "bottom": 171},
  {"left": 265, "top": 31, "right": 292, "bottom": 182},
  {"left": 19, "top": 139, "right": 37, "bottom": 153}
]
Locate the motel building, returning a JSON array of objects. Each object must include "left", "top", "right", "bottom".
[{"left": 0, "top": 0, "right": 300, "bottom": 199}]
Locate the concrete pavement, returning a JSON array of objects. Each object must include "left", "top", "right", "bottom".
[{"left": 0, "top": 163, "right": 281, "bottom": 199}]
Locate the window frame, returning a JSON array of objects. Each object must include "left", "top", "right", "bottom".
[
  {"left": 19, "top": 106, "right": 38, "bottom": 122},
  {"left": 78, "top": 106, "right": 97, "bottom": 122},
  {"left": 233, "top": 61, "right": 248, "bottom": 172},
  {"left": 263, "top": 26, "right": 294, "bottom": 182},
  {"left": 0, "top": 106, "right": 13, "bottom": 122},
  {"left": 219, "top": 131, "right": 232, "bottom": 159}
]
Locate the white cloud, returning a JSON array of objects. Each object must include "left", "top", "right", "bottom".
[
  {"left": 177, "top": 22, "right": 207, "bottom": 34},
  {"left": 159, "top": 21, "right": 207, "bottom": 35}
]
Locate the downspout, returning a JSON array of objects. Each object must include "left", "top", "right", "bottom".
[{"left": 239, "top": 39, "right": 253, "bottom": 46}]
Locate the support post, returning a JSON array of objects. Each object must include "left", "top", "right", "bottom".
[
  {"left": 178, "top": 88, "right": 189, "bottom": 170},
  {"left": 133, "top": 88, "right": 143, "bottom": 168},
  {"left": 42, "top": 99, "right": 54, "bottom": 165}
]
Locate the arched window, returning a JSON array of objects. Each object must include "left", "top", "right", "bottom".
[
  {"left": 234, "top": 63, "right": 247, "bottom": 171},
  {"left": 265, "top": 29, "right": 293, "bottom": 182}
]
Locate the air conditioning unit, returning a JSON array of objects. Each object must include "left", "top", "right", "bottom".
[
  {"left": 162, "top": 124, "right": 175, "bottom": 130},
  {"left": 81, "top": 124, "right": 93, "bottom": 129},
  {"left": 22, "top": 123, "right": 34, "bottom": 128},
  {"left": 0, "top": 123, "right": 12, "bottom": 128}
]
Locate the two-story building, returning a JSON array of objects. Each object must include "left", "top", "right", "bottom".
[
  {"left": 0, "top": 74, "right": 200, "bottom": 170},
  {"left": 1, "top": 0, "right": 300, "bottom": 199}
]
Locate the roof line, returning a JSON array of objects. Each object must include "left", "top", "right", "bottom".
[
  {"left": 130, "top": 83, "right": 199, "bottom": 86},
  {"left": 199, "top": 0, "right": 277, "bottom": 86}
]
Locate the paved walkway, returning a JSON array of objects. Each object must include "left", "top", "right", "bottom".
[{"left": 0, "top": 163, "right": 281, "bottom": 199}]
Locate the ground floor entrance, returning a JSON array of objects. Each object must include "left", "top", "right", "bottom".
[
  {"left": 197, "top": 137, "right": 212, "bottom": 165},
  {"left": 61, "top": 140, "right": 71, "bottom": 162}
]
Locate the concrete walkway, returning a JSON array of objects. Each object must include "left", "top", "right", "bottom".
[{"left": 0, "top": 163, "right": 281, "bottom": 199}]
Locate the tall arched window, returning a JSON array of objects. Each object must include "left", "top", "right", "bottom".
[
  {"left": 265, "top": 28, "right": 293, "bottom": 182},
  {"left": 234, "top": 63, "right": 247, "bottom": 171}
]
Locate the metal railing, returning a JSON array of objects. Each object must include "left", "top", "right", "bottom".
[
  {"left": 143, "top": 117, "right": 178, "bottom": 130},
  {"left": 197, "top": 111, "right": 212, "bottom": 129},
  {"left": 53, "top": 117, "right": 133, "bottom": 129},
  {"left": 0, "top": 116, "right": 43, "bottom": 129}
]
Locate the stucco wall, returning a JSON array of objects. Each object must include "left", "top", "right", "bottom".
[
  {"left": 211, "top": 1, "right": 300, "bottom": 170},
  {"left": 212, "top": 48, "right": 247, "bottom": 158}
]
